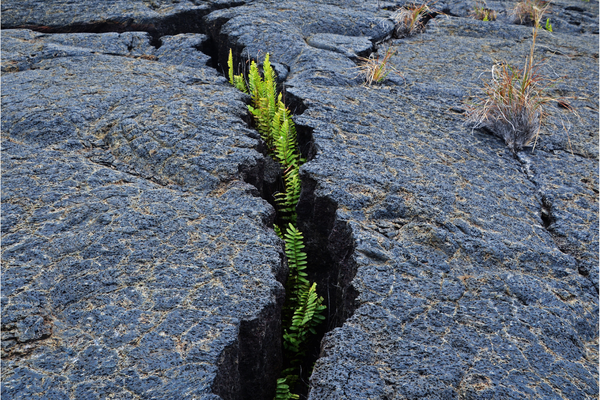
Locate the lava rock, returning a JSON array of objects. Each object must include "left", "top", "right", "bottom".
[
  {"left": 198, "top": 1, "right": 598, "bottom": 398},
  {"left": 1, "top": 29, "right": 285, "bottom": 400},
  {"left": 1, "top": 0, "right": 598, "bottom": 399},
  {"left": 0, "top": 0, "right": 244, "bottom": 36}
]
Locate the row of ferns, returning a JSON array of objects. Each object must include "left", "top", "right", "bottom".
[{"left": 228, "top": 50, "right": 326, "bottom": 400}]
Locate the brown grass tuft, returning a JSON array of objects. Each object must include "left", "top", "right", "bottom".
[
  {"left": 356, "top": 47, "right": 398, "bottom": 85},
  {"left": 391, "top": 4, "right": 431, "bottom": 38},
  {"left": 465, "top": 2, "right": 574, "bottom": 152},
  {"left": 512, "top": 0, "right": 550, "bottom": 25}
]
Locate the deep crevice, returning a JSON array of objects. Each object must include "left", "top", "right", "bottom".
[
  {"left": 7, "top": 8, "right": 360, "bottom": 399},
  {"left": 540, "top": 197, "right": 553, "bottom": 229},
  {"left": 217, "top": 44, "right": 359, "bottom": 400},
  {"left": 296, "top": 177, "right": 360, "bottom": 331}
]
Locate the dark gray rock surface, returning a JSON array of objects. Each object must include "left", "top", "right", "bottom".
[
  {"left": 2, "top": 0, "right": 598, "bottom": 399},
  {"left": 2, "top": 29, "right": 285, "bottom": 400},
  {"left": 203, "top": 1, "right": 598, "bottom": 399},
  {"left": 0, "top": 0, "right": 244, "bottom": 36}
]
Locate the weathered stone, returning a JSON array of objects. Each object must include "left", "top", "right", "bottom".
[
  {"left": 1, "top": 28, "right": 285, "bottom": 400},
  {"left": 202, "top": 1, "right": 598, "bottom": 398},
  {"left": 1, "top": 0, "right": 598, "bottom": 399},
  {"left": 0, "top": 0, "right": 244, "bottom": 36},
  {"left": 306, "top": 34, "right": 374, "bottom": 60}
]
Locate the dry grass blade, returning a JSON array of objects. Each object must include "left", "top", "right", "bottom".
[
  {"left": 392, "top": 3, "right": 430, "bottom": 38},
  {"left": 356, "top": 47, "right": 397, "bottom": 85}
]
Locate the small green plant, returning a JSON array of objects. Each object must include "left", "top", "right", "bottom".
[
  {"left": 274, "top": 377, "right": 299, "bottom": 400},
  {"left": 282, "top": 225, "right": 325, "bottom": 359},
  {"left": 544, "top": 17, "right": 553, "bottom": 32},
  {"left": 357, "top": 47, "right": 397, "bottom": 85},
  {"left": 512, "top": 0, "right": 550, "bottom": 25},
  {"left": 228, "top": 51, "right": 325, "bottom": 399},
  {"left": 284, "top": 282, "right": 326, "bottom": 354},
  {"left": 228, "top": 50, "right": 249, "bottom": 93},
  {"left": 391, "top": 3, "right": 430, "bottom": 37},
  {"left": 466, "top": 1, "right": 570, "bottom": 152},
  {"left": 471, "top": 6, "right": 498, "bottom": 21}
]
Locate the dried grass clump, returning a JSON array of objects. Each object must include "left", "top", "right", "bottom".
[
  {"left": 391, "top": 4, "right": 430, "bottom": 37},
  {"left": 513, "top": 0, "right": 550, "bottom": 25},
  {"left": 466, "top": 6, "right": 570, "bottom": 152},
  {"left": 467, "top": 63, "right": 548, "bottom": 151},
  {"left": 356, "top": 47, "right": 397, "bottom": 85}
]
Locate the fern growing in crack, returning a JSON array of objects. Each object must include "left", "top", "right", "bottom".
[
  {"left": 273, "top": 104, "right": 299, "bottom": 167},
  {"left": 283, "top": 282, "right": 326, "bottom": 360},
  {"left": 247, "top": 54, "right": 279, "bottom": 149},
  {"left": 275, "top": 168, "right": 302, "bottom": 224},
  {"left": 228, "top": 50, "right": 325, "bottom": 399},
  {"left": 274, "top": 377, "right": 299, "bottom": 400},
  {"left": 283, "top": 223, "right": 310, "bottom": 307}
]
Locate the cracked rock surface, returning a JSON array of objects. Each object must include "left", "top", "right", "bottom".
[
  {"left": 207, "top": 0, "right": 598, "bottom": 399},
  {"left": 1, "top": 29, "right": 285, "bottom": 400},
  {"left": 2, "top": 0, "right": 598, "bottom": 399}
]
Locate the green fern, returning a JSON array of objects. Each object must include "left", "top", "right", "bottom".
[
  {"left": 274, "top": 377, "right": 299, "bottom": 400},
  {"left": 247, "top": 56, "right": 280, "bottom": 149},
  {"left": 227, "top": 50, "right": 326, "bottom": 399},
  {"left": 274, "top": 224, "right": 284, "bottom": 239},
  {"left": 283, "top": 282, "right": 326, "bottom": 356},
  {"left": 283, "top": 223, "right": 310, "bottom": 304},
  {"left": 275, "top": 168, "right": 301, "bottom": 223},
  {"left": 273, "top": 105, "right": 299, "bottom": 168}
]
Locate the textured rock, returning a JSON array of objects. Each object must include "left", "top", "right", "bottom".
[
  {"left": 1, "top": 0, "right": 598, "bottom": 399},
  {"left": 202, "top": 1, "right": 598, "bottom": 398},
  {"left": 1, "top": 29, "right": 285, "bottom": 400},
  {"left": 0, "top": 0, "right": 244, "bottom": 36}
]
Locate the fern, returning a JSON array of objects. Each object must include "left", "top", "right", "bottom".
[
  {"left": 247, "top": 56, "right": 280, "bottom": 149},
  {"left": 274, "top": 377, "right": 299, "bottom": 400},
  {"left": 274, "top": 224, "right": 284, "bottom": 239},
  {"left": 283, "top": 223, "right": 310, "bottom": 305},
  {"left": 227, "top": 50, "right": 326, "bottom": 399},
  {"left": 273, "top": 105, "right": 299, "bottom": 168},
  {"left": 275, "top": 168, "right": 301, "bottom": 223},
  {"left": 283, "top": 282, "right": 326, "bottom": 357}
]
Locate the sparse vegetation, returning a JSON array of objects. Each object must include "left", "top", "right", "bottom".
[
  {"left": 356, "top": 47, "right": 397, "bottom": 85},
  {"left": 512, "top": 0, "right": 550, "bottom": 25},
  {"left": 471, "top": 5, "right": 497, "bottom": 21},
  {"left": 391, "top": 3, "right": 430, "bottom": 37},
  {"left": 465, "top": 2, "right": 571, "bottom": 152}
]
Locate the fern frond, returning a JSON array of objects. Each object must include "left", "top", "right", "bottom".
[
  {"left": 274, "top": 377, "right": 299, "bottom": 400},
  {"left": 233, "top": 75, "right": 248, "bottom": 93},
  {"left": 274, "top": 224, "right": 284, "bottom": 239},
  {"left": 248, "top": 60, "right": 262, "bottom": 103},
  {"left": 283, "top": 224, "right": 308, "bottom": 282},
  {"left": 284, "top": 282, "right": 325, "bottom": 356},
  {"left": 228, "top": 49, "right": 235, "bottom": 86},
  {"left": 275, "top": 168, "right": 302, "bottom": 223}
]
